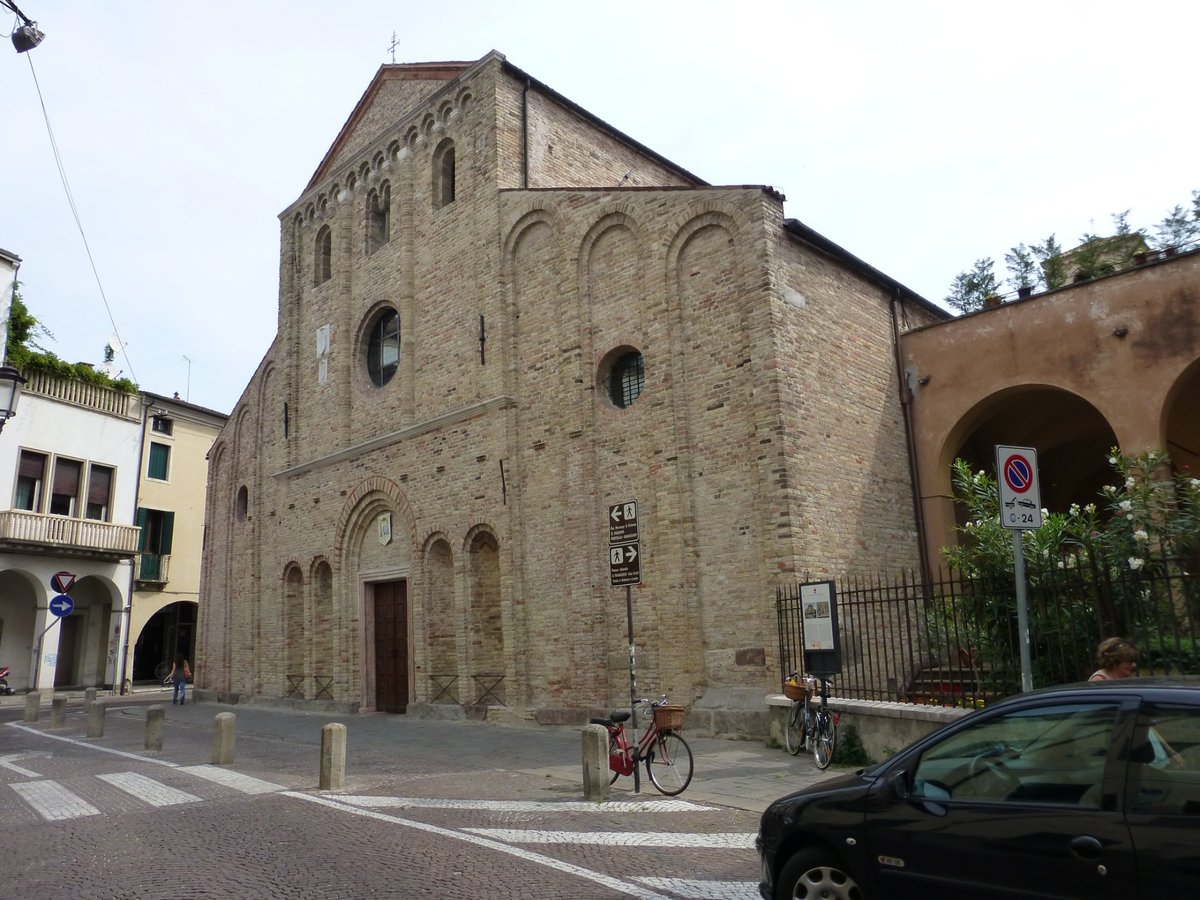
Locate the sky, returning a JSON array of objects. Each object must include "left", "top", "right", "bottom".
[{"left": 3, "top": 1, "right": 1197, "bottom": 415}]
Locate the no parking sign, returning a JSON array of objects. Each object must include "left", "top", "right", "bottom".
[{"left": 996, "top": 445, "right": 1042, "bottom": 530}]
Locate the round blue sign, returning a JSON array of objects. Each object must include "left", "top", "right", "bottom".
[{"left": 49, "top": 594, "right": 75, "bottom": 617}]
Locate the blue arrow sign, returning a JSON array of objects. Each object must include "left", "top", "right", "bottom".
[{"left": 49, "top": 594, "right": 74, "bottom": 617}]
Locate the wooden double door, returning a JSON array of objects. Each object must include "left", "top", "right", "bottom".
[{"left": 373, "top": 580, "right": 409, "bottom": 713}]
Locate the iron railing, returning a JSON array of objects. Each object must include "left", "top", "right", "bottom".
[{"left": 778, "top": 556, "right": 1200, "bottom": 707}]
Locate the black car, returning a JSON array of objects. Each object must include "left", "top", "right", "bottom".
[{"left": 757, "top": 679, "right": 1200, "bottom": 899}]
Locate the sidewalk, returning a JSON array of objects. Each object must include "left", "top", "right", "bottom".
[{"left": 1, "top": 690, "right": 847, "bottom": 815}]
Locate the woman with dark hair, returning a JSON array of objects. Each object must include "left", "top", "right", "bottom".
[
  {"left": 1089, "top": 637, "right": 1139, "bottom": 681},
  {"left": 166, "top": 652, "right": 191, "bottom": 704}
]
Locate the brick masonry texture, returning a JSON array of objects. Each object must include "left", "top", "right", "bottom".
[{"left": 199, "top": 52, "right": 932, "bottom": 728}]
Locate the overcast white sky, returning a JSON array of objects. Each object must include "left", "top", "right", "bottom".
[{"left": 3, "top": 1, "right": 1197, "bottom": 415}]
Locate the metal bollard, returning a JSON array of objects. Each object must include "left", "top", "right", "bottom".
[
  {"left": 319, "top": 723, "right": 347, "bottom": 791},
  {"left": 23, "top": 691, "right": 41, "bottom": 723},
  {"left": 50, "top": 694, "right": 68, "bottom": 728},
  {"left": 211, "top": 712, "right": 236, "bottom": 765},
  {"left": 582, "top": 724, "right": 610, "bottom": 801},
  {"left": 145, "top": 705, "right": 165, "bottom": 751},
  {"left": 86, "top": 699, "right": 106, "bottom": 738}
]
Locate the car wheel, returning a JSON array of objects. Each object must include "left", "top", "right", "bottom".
[{"left": 775, "top": 846, "right": 865, "bottom": 900}]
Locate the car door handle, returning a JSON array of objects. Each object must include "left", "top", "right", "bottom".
[{"left": 1070, "top": 835, "right": 1103, "bottom": 860}]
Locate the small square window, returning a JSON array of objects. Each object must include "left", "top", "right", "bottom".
[
  {"left": 151, "top": 415, "right": 173, "bottom": 435},
  {"left": 148, "top": 442, "right": 171, "bottom": 480}
]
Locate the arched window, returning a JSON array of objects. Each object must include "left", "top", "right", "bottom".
[
  {"left": 367, "top": 184, "right": 390, "bottom": 254},
  {"left": 608, "top": 350, "right": 645, "bottom": 409},
  {"left": 433, "top": 140, "right": 456, "bottom": 209},
  {"left": 365, "top": 308, "right": 401, "bottom": 387},
  {"left": 314, "top": 225, "right": 332, "bottom": 284}
]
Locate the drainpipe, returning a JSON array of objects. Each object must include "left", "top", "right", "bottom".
[
  {"left": 119, "top": 395, "right": 150, "bottom": 692},
  {"left": 891, "top": 290, "right": 933, "bottom": 595},
  {"left": 522, "top": 78, "right": 530, "bottom": 189}
]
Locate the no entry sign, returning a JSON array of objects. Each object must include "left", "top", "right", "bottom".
[{"left": 996, "top": 445, "right": 1042, "bottom": 530}]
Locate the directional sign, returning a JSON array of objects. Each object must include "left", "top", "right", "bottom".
[
  {"left": 608, "top": 501, "right": 639, "bottom": 545},
  {"left": 609, "top": 541, "right": 642, "bottom": 586},
  {"left": 996, "top": 444, "right": 1043, "bottom": 530},
  {"left": 49, "top": 594, "right": 75, "bottom": 617},
  {"left": 50, "top": 571, "right": 76, "bottom": 594}
]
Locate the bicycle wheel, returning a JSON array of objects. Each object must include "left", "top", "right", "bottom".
[
  {"left": 784, "top": 701, "right": 804, "bottom": 755},
  {"left": 813, "top": 712, "right": 837, "bottom": 770},
  {"left": 646, "top": 731, "right": 693, "bottom": 795}
]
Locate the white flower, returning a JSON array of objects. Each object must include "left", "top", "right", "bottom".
[
  {"left": 1040, "top": 508, "right": 1048, "bottom": 517},
  {"left": 1085, "top": 503, "right": 1097, "bottom": 514},
  {"left": 1066, "top": 555, "right": 1077, "bottom": 569},
  {"left": 1134, "top": 529, "right": 1149, "bottom": 542},
  {"left": 1127, "top": 513, "right": 1134, "bottom": 520},
  {"left": 1118, "top": 500, "right": 1133, "bottom": 512},
  {"left": 1191, "top": 479, "right": 1200, "bottom": 489},
  {"left": 1057, "top": 561, "right": 1065, "bottom": 569},
  {"left": 1108, "top": 456, "right": 1117, "bottom": 465},
  {"left": 1125, "top": 477, "right": 1136, "bottom": 489},
  {"left": 1069, "top": 503, "right": 1080, "bottom": 516},
  {"left": 1128, "top": 557, "right": 1145, "bottom": 571}
]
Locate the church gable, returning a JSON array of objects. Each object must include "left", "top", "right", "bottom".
[{"left": 308, "top": 61, "right": 476, "bottom": 189}]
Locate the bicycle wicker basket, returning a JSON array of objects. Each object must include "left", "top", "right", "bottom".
[
  {"left": 653, "top": 704, "right": 685, "bottom": 731},
  {"left": 783, "top": 680, "right": 808, "bottom": 702}
]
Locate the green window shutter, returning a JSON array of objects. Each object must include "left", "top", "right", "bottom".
[
  {"left": 148, "top": 442, "right": 170, "bottom": 480},
  {"left": 135, "top": 507, "right": 148, "bottom": 551},
  {"left": 160, "top": 511, "right": 175, "bottom": 555}
]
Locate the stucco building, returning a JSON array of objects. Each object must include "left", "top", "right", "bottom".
[
  {"left": 901, "top": 247, "right": 1200, "bottom": 575},
  {"left": 127, "top": 392, "right": 227, "bottom": 685},
  {"left": 197, "top": 52, "right": 944, "bottom": 727}
]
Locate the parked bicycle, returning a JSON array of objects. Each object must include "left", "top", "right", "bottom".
[
  {"left": 590, "top": 695, "right": 694, "bottom": 795},
  {"left": 783, "top": 672, "right": 838, "bottom": 769}
]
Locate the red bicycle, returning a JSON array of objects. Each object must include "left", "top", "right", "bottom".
[{"left": 590, "top": 695, "right": 694, "bottom": 795}]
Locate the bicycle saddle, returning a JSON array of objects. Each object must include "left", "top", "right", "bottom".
[{"left": 589, "top": 711, "right": 632, "bottom": 726}]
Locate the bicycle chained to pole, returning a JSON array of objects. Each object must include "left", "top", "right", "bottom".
[
  {"left": 590, "top": 694, "right": 694, "bottom": 795},
  {"left": 783, "top": 671, "right": 839, "bottom": 769}
]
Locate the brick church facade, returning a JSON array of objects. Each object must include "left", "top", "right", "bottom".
[{"left": 198, "top": 51, "right": 943, "bottom": 728}]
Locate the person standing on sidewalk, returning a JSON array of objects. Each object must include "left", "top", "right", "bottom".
[{"left": 166, "top": 652, "right": 191, "bottom": 704}]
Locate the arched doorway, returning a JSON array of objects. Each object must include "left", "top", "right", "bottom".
[
  {"left": 133, "top": 601, "right": 197, "bottom": 683},
  {"left": 941, "top": 386, "right": 1119, "bottom": 543},
  {"left": 1164, "top": 357, "right": 1200, "bottom": 475}
]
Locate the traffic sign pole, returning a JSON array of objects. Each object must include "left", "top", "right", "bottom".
[{"left": 996, "top": 445, "right": 1040, "bottom": 692}]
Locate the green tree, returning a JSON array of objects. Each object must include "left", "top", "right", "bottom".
[
  {"left": 1004, "top": 243, "right": 1039, "bottom": 293},
  {"left": 1032, "top": 234, "right": 1068, "bottom": 290},
  {"left": 945, "top": 257, "right": 1000, "bottom": 314},
  {"left": 1154, "top": 204, "right": 1199, "bottom": 249}
]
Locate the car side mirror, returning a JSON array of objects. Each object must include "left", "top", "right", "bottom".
[{"left": 878, "top": 770, "right": 910, "bottom": 803}]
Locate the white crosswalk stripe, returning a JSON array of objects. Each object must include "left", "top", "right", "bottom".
[
  {"left": 178, "top": 765, "right": 284, "bottom": 794},
  {"left": 97, "top": 772, "right": 202, "bottom": 806},
  {"left": 340, "top": 796, "right": 716, "bottom": 812},
  {"left": 464, "top": 828, "right": 757, "bottom": 849},
  {"left": 10, "top": 780, "right": 100, "bottom": 821}
]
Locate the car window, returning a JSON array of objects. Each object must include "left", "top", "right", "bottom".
[
  {"left": 911, "top": 702, "right": 1120, "bottom": 807},
  {"left": 1126, "top": 703, "right": 1200, "bottom": 816}
]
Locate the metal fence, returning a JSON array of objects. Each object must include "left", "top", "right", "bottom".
[{"left": 777, "top": 555, "right": 1200, "bottom": 708}]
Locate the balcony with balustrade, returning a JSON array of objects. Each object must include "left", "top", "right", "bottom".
[{"left": 0, "top": 509, "right": 140, "bottom": 560}]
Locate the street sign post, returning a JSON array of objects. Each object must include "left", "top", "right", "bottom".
[
  {"left": 996, "top": 444, "right": 1040, "bottom": 692},
  {"left": 608, "top": 499, "right": 643, "bottom": 791}
]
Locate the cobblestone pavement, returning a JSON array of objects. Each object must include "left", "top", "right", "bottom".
[{"left": 1, "top": 693, "right": 849, "bottom": 898}]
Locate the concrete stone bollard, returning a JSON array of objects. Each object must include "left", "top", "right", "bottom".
[
  {"left": 582, "top": 724, "right": 610, "bottom": 802},
  {"left": 23, "top": 691, "right": 41, "bottom": 723},
  {"left": 319, "top": 723, "right": 347, "bottom": 791},
  {"left": 84, "top": 687, "right": 97, "bottom": 709},
  {"left": 50, "top": 694, "right": 68, "bottom": 728},
  {"left": 86, "top": 699, "right": 106, "bottom": 738},
  {"left": 145, "top": 705, "right": 165, "bottom": 751},
  {"left": 212, "top": 712, "right": 236, "bottom": 765}
]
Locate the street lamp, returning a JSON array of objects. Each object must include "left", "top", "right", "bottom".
[
  {"left": 0, "top": 364, "right": 25, "bottom": 432},
  {"left": 3, "top": 1, "right": 44, "bottom": 54}
]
